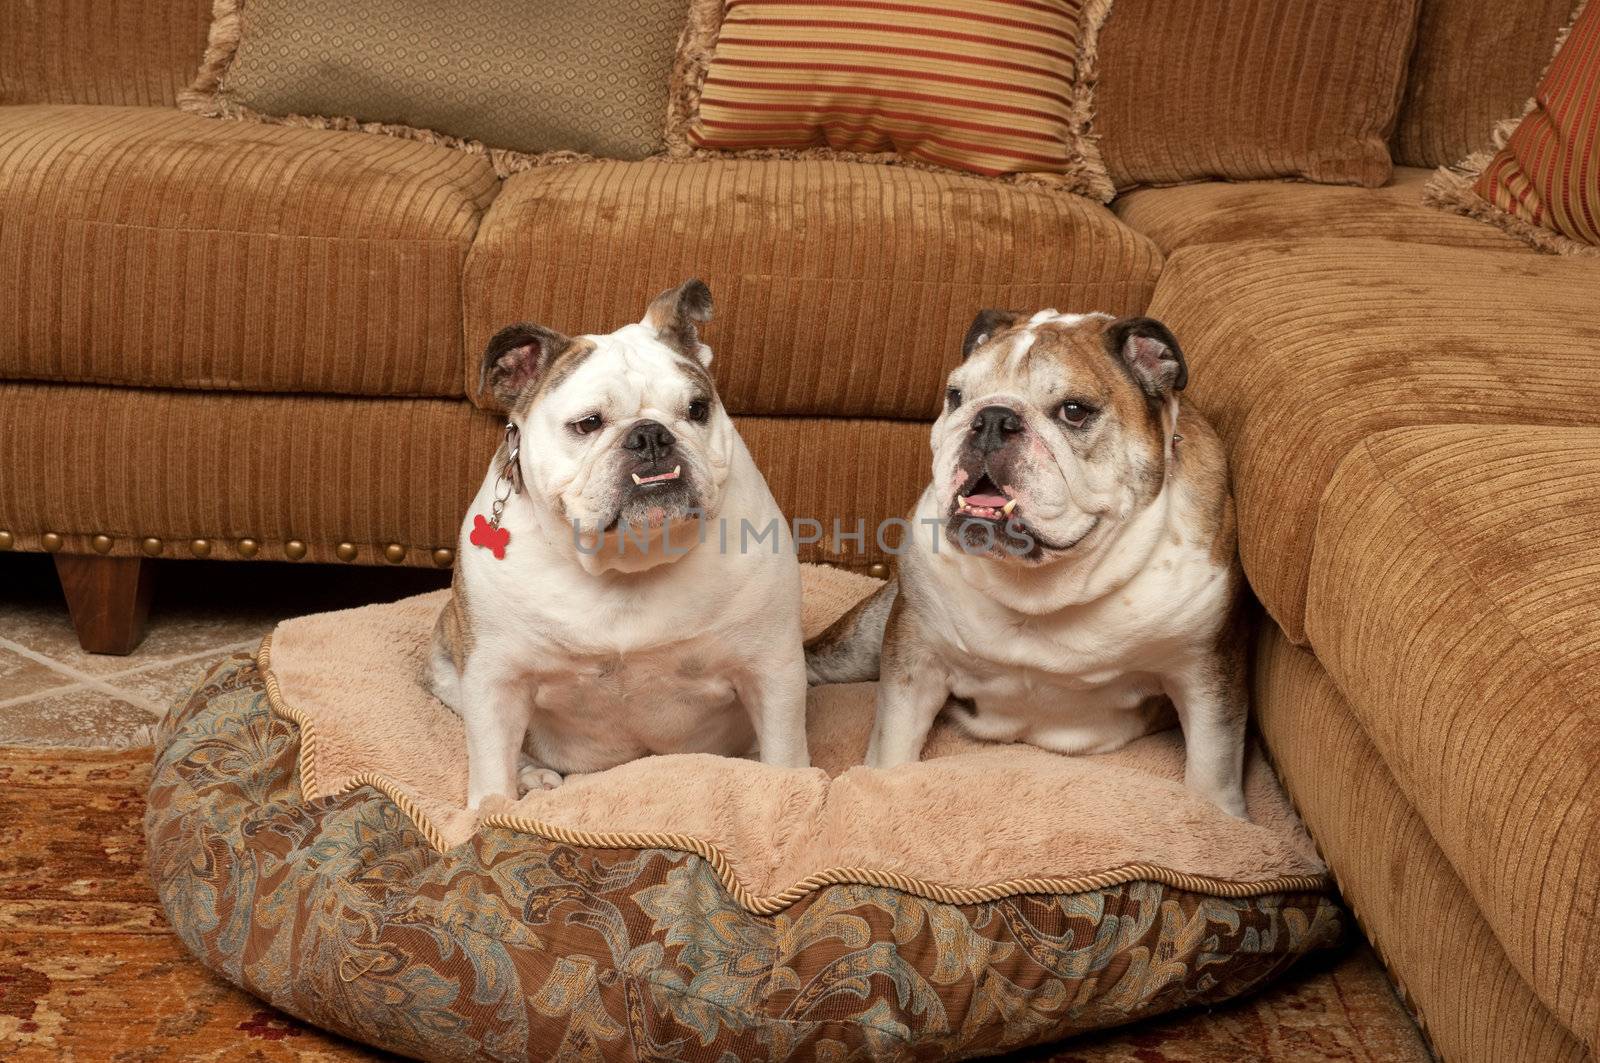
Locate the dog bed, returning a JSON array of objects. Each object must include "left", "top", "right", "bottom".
[{"left": 145, "top": 565, "right": 1342, "bottom": 1061}]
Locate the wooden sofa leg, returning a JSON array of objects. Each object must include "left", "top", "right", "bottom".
[{"left": 54, "top": 554, "right": 155, "bottom": 656}]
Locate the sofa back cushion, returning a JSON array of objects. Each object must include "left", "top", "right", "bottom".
[
  {"left": 0, "top": 0, "right": 212, "bottom": 107},
  {"left": 1392, "top": 0, "right": 1578, "bottom": 168},
  {"left": 1095, "top": 0, "right": 1419, "bottom": 190}
]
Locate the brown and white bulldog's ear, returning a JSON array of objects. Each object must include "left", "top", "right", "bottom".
[
  {"left": 1105, "top": 316, "right": 1188, "bottom": 398},
  {"left": 643, "top": 278, "right": 714, "bottom": 367},
  {"left": 480, "top": 323, "right": 569, "bottom": 410},
  {"left": 961, "top": 309, "right": 1025, "bottom": 359}
]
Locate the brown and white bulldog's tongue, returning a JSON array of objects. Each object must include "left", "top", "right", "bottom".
[{"left": 963, "top": 492, "right": 1008, "bottom": 508}]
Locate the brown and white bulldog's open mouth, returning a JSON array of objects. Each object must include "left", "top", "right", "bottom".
[{"left": 954, "top": 473, "right": 1017, "bottom": 522}]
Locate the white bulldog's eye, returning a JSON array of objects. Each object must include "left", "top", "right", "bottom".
[
  {"left": 946, "top": 387, "right": 963, "bottom": 411},
  {"left": 1058, "top": 401, "right": 1097, "bottom": 429},
  {"left": 687, "top": 398, "right": 710, "bottom": 424},
  {"left": 571, "top": 413, "right": 604, "bottom": 436}
]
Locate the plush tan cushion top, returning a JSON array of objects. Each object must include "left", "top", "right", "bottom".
[
  {"left": 463, "top": 158, "right": 1165, "bottom": 417},
  {"left": 1150, "top": 239, "right": 1600, "bottom": 642},
  {"left": 1307, "top": 425, "right": 1600, "bottom": 1049},
  {"left": 1113, "top": 168, "right": 1528, "bottom": 255},
  {"left": 263, "top": 566, "right": 1325, "bottom": 900},
  {"left": 0, "top": 105, "right": 499, "bottom": 398}
]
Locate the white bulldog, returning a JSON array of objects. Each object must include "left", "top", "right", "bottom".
[
  {"left": 431, "top": 280, "right": 809, "bottom": 809},
  {"left": 808, "top": 309, "right": 1248, "bottom": 818}
]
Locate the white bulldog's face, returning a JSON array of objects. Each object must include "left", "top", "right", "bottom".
[
  {"left": 931, "top": 309, "right": 1187, "bottom": 565},
  {"left": 481, "top": 280, "right": 734, "bottom": 561}
]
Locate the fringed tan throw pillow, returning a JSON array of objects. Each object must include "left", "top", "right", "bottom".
[
  {"left": 180, "top": 0, "right": 686, "bottom": 177},
  {"left": 665, "top": 0, "right": 1116, "bottom": 202},
  {"left": 1425, "top": 0, "right": 1600, "bottom": 256}
]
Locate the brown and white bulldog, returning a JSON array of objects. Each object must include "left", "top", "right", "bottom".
[{"left": 807, "top": 309, "right": 1248, "bottom": 817}]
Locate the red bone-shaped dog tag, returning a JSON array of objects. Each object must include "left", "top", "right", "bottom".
[{"left": 469, "top": 514, "right": 510, "bottom": 560}]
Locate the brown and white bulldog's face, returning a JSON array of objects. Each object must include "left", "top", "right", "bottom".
[
  {"left": 932, "top": 309, "right": 1187, "bottom": 564},
  {"left": 479, "top": 279, "right": 735, "bottom": 553}
]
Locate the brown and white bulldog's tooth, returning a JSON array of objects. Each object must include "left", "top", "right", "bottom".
[
  {"left": 1002, "top": 498, "right": 1018, "bottom": 515},
  {"left": 631, "top": 473, "right": 643, "bottom": 485},
  {"left": 957, "top": 495, "right": 968, "bottom": 509}
]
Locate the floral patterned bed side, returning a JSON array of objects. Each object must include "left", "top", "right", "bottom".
[{"left": 145, "top": 656, "right": 1344, "bottom": 1062}]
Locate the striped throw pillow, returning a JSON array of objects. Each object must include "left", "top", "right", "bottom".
[
  {"left": 669, "top": 0, "right": 1114, "bottom": 201},
  {"left": 1426, "top": 0, "right": 1600, "bottom": 254}
]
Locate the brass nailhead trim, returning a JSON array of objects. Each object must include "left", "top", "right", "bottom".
[
  {"left": 141, "top": 537, "right": 163, "bottom": 557},
  {"left": 431, "top": 547, "right": 454, "bottom": 567},
  {"left": 0, "top": 530, "right": 14, "bottom": 550},
  {"left": 867, "top": 563, "right": 889, "bottom": 579},
  {"left": 238, "top": 538, "right": 260, "bottom": 559},
  {"left": 384, "top": 543, "right": 406, "bottom": 564},
  {"left": 41, "top": 532, "right": 63, "bottom": 553},
  {"left": 336, "top": 542, "right": 358, "bottom": 562},
  {"left": 189, "top": 538, "right": 212, "bottom": 558},
  {"left": 284, "top": 540, "right": 307, "bottom": 561},
  {"left": 91, "top": 534, "right": 113, "bottom": 554}
]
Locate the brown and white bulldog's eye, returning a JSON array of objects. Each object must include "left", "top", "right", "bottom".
[
  {"left": 946, "top": 388, "right": 963, "bottom": 411},
  {"left": 571, "top": 413, "right": 604, "bottom": 435},
  {"left": 1057, "top": 401, "right": 1097, "bottom": 428},
  {"left": 687, "top": 398, "right": 710, "bottom": 423}
]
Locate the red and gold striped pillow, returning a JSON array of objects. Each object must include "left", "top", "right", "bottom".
[
  {"left": 1426, "top": 0, "right": 1600, "bottom": 254},
  {"left": 667, "top": 0, "right": 1114, "bottom": 201}
]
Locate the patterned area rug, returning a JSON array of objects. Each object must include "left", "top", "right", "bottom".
[{"left": 0, "top": 746, "right": 1431, "bottom": 1062}]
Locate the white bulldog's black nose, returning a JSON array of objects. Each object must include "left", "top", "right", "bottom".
[
  {"left": 624, "top": 420, "right": 676, "bottom": 462},
  {"left": 970, "top": 405, "right": 1023, "bottom": 453}
]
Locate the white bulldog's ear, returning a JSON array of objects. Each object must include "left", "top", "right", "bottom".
[
  {"left": 961, "top": 308, "right": 1025, "bottom": 359},
  {"left": 643, "top": 278, "right": 714, "bottom": 366},
  {"left": 479, "top": 322, "right": 569, "bottom": 410},
  {"left": 1106, "top": 317, "right": 1187, "bottom": 398}
]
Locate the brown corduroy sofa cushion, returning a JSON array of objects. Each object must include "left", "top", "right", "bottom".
[
  {"left": 0, "top": 383, "right": 929, "bottom": 571},
  {"left": 463, "top": 158, "right": 1164, "bottom": 417},
  {"left": 1307, "top": 425, "right": 1600, "bottom": 1049},
  {"left": 1391, "top": 0, "right": 1579, "bottom": 169},
  {"left": 1095, "top": 0, "right": 1420, "bottom": 190},
  {"left": 1255, "top": 626, "right": 1588, "bottom": 1063},
  {"left": 1149, "top": 239, "right": 1600, "bottom": 643},
  {"left": 0, "top": 0, "right": 211, "bottom": 107},
  {"left": 0, "top": 105, "right": 498, "bottom": 398},
  {"left": 1113, "top": 168, "right": 1527, "bottom": 255}
]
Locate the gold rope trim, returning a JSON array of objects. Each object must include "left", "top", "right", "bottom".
[{"left": 255, "top": 635, "right": 1332, "bottom": 914}]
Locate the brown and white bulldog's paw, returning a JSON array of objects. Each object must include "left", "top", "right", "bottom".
[{"left": 518, "top": 763, "right": 564, "bottom": 794}]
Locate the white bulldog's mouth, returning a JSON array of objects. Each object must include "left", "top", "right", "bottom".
[{"left": 631, "top": 466, "right": 681, "bottom": 488}]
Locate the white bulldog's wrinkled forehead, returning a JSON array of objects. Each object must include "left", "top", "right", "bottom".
[{"left": 539, "top": 323, "right": 714, "bottom": 418}]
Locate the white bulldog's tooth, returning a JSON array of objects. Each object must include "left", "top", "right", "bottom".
[
  {"left": 957, "top": 495, "right": 968, "bottom": 509},
  {"left": 1002, "top": 499, "right": 1018, "bottom": 515},
  {"left": 672, "top": 465, "right": 681, "bottom": 477},
  {"left": 631, "top": 473, "right": 643, "bottom": 485}
]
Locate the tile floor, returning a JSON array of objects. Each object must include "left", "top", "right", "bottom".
[{"left": 0, "top": 553, "right": 448, "bottom": 749}]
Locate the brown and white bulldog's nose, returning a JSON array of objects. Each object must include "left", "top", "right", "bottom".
[
  {"left": 970, "top": 405, "right": 1023, "bottom": 453},
  {"left": 624, "top": 419, "right": 676, "bottom": 463}
]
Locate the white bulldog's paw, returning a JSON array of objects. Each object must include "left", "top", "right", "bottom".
[{"left": 518, "top": 764, "right": 564, "bottom": 794}]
